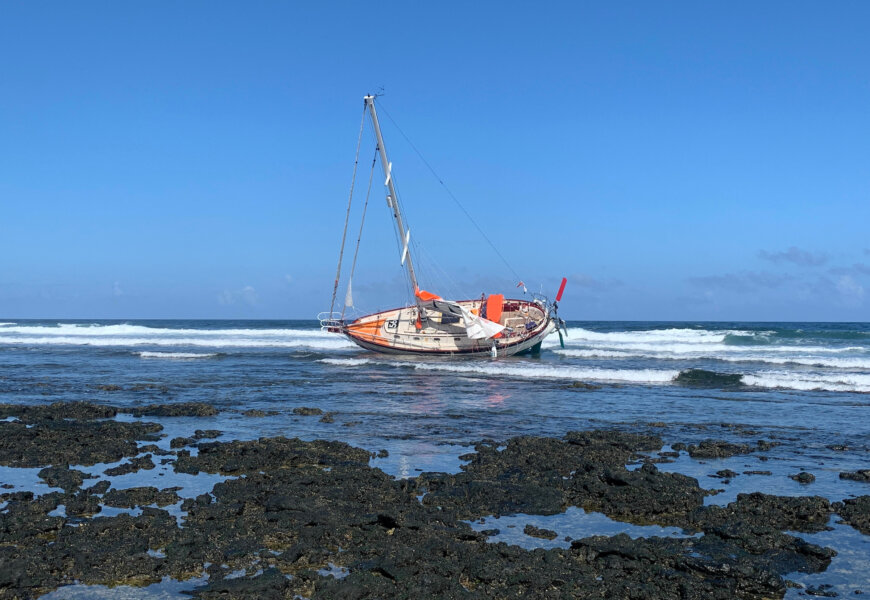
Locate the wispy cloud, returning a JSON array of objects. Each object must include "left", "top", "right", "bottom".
[
  {"left": 758, "top": 246, "right": 828, "bottom": 267},
  {"left": 569, "top": 273, "right": 623, "bottom": 291},
  {"left": 112, "top": 282, "right": 124, "bottom": 297},
  {"left": 835, "top": 275, "right": 865, "bottom": 307},
  {"left": 828, "top": 263, "right": 870, "bottom": 277},
  {"left": 686, "top": 271, "right": 794, "bottom": 293},
  {"left": 218, "top": 285, "right": 259, "bottom": 306}
]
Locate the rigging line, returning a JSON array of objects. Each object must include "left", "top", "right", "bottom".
[
  {"left": 329, "top": 106, "right": 367, "bottom": 317},
  {"left": 376, "top": 101, "right": 524, "bottom": 284},
  {"left": 342, "top": 148, "right": 378, "bottom": 320}
]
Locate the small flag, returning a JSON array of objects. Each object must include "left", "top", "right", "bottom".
[{"left": 517, "top": 281, "right": 528, "bottom": 294}]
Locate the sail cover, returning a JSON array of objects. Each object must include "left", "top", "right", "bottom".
[{"left": 421, "top": 298, "right": 505, "bottom": 340}]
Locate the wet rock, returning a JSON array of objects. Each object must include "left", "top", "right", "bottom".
[
  {"left": 0, "top": 425, "right": 842, "bottom": 600},
  {"left": 834, "top": 496, "right": 870, "bottom": 535},
  {"left": 192, "top": 567, "right": 292, "bottom": 599},
  {"left": 827, "top": 444, "right": 850, "bottom": 452},
  {"left": 102, "top": 487, "right": 181, "bottom": 508},
  {"left": 65, "top": 491, "right": 102, "bottom": 517},
  {"left": 87, "top": 480, "right": 111, "bottom": 495},
  {"left": 744, "top": 470, "right": 772, "bottom": 476},
  {"left": 711, "top": 469, "right": 739, "bottom": 479},
  {"left": 564, "top": 430, "right": 663, "bottom": 451},
  {"left": 376, "top": 449, "right": 389, "bottom": 458},
  {"left": 419, "top": 432, "right": 707, "bottom": 525},
  {"left": 674, "top": 369, "right": 743, "bottom": 387},
  {"left": 698, "top": 493, "right": 833, "bottom": 534},
  {"left": 138, "top": 444, "right": 173, "bottom": 456},
  {"left": 687, "top": 439, "right": 753, "bottom": 459},
  {"left": 193, "top": 430, "right": 221, "bottom": 440},
  {"left": 579, "top": 462, "right": 708, "bottom": 523},
  {"left": 37, "top": 466, "right": 94, "bottom": 492},
  {"left": 170, "top": 436, "right": 195, "bottom": 449},
  {"left": 129, "top": 402, "right": 218, "bottom": 417},
  {"left": 174, "top": 437, "right": 372, "bottom": 475},
  {"left": 241, "top": 409, "right": 277, "bottom": 417},
  {"left": 0, "top": 419, "right": 162, "bottom": 467},
  {"left": 129, "top": 383, "right": 169, "bottom": 393},
  {"left": 790, "top": 472, "right": 816, "bottom": 484},
  {"left": 0, "top": 401, "right": 117, "bottom": 422},
  {"left": 105, "top": 454, "right": 155, "bottom": 476},
  {"left": 319, "top": 412, "right": 336, "bottom": 423},
  {"left": 292, "top": 406, "right": 323, "bottom": 416},
  {"left": 839, "top": 469, "right": 870, "bottom": 483},
  {"left": 96, "top": 384, "right": 123, "bottom": 391},
  {"left": 805, "top": 584, "right": 839, "bottom": 597},
  {"left": 756, "top": 439, "right": 781, "bottom": 451},
  {"left": 524, "top": 524, "right": 557, "bottom": 540},
  {"left": 566, "top": 381, "right": 601, "bottom": 390}
]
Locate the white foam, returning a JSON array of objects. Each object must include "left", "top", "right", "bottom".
[
  {"left": 320, "top": 357, "right": 679, "bottom": 384},
  {"left": 321, "top": 357, "right": 870, "bottom": 392},
  {"left": 0, "top": 323, "right": 356, "bottom": 350},
  {"left": 320, "top": 357, "right": 372, "bottom": 367},
  {"left": 554, "top": 349, "right": 637, "bottom": 359},
  {"left": 549, "top": 327, "right": 744, "bottom": 345},
  {"left": 138, "top": 352, "right": 218, "bottom": 359},
  {"left": 545, "top": 328, "right": 864, "bottom": 356},
  {"left": 0, "top": 322, "right": 15, "bottom": 327},
  {"left": 743, "top": 372, "right": 870, "bottom": 393},
  {"left": 553, "top": 348, "right": 870, "bottom": 370}
]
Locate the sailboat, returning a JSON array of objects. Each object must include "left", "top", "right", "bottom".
[{"left": 320, "top": 95, "right": 566, "bottom": 357}]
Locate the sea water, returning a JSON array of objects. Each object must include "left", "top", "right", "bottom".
[{"left": 1, "top": 319, "right": 868, "bottom": 595}]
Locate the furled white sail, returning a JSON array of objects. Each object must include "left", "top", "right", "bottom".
[
  {"left": 400, "top": 229, "right": 410, "bottom": 266},
  {"left": 345, "top": 278, "right": 354, "bottom": 308}
]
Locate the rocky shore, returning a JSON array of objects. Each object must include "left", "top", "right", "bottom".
[{"left": 0, "top": 401, "right": 867, "bottom": 599}]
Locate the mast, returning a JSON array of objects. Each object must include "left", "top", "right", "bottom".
[{"left": 364, "top": 94, "right": 422, "bottom": 301}]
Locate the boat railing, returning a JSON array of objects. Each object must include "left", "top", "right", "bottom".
[
  {"left": 317, "top": 312, "right": 346, "bottom": 333},
  {"left": 530, "top": 292, "right": 551, "bottom": 306}
]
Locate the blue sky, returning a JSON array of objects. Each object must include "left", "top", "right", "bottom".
[{"left": 1, "top": 1, "right": 868, "bottom": 321}]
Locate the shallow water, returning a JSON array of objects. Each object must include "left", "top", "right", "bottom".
[{"left": 1, "top": 319, "right": 868, "bottom": 595}]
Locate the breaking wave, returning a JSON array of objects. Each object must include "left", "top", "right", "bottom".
[
  {"left": 553, "top": 348, "right": 870, "bottom": 370},
  {"left": 0, "top": 323, "right": 356, "bottom": 350},
  {"left": 321, "top": 357, "right": 680, "bottom": 384},
  {"left": 320, "top": 358, "right": 870, "bottom": 393},
  {"left": 743, "top": 372, "right": 870, "bottom": 393},
  {"left": 137, "top": 351, "right": 219, "bottom": 359}
]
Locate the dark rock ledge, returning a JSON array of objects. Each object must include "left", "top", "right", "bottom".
[{"left": 0, "top": 414, "right": 847, "bottom": 600}]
